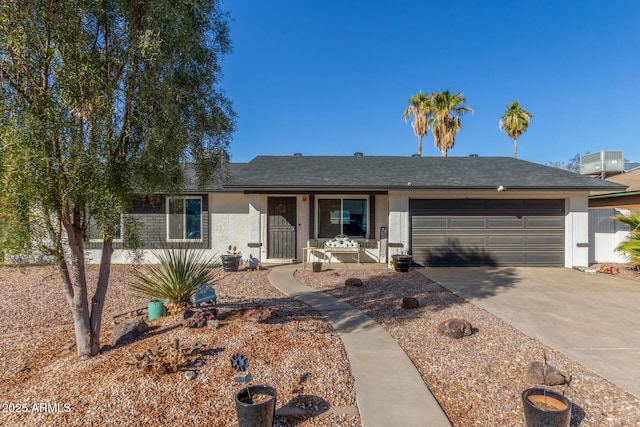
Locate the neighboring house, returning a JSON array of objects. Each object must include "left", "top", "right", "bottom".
[
  {"left": 87, "top": 155, "right": 625, "bottom": 268},
  {"left": 588, "top": 168, "right": 640, "bottom": 263}
]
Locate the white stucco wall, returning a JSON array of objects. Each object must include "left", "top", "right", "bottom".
[
  {"left": 565, "top": 194, "right": 590, "bottom": 268},
  {"left": 210, "top": 193, "right": 258, "bottom": 265},
  {"left": 589, "top": 208, "right": 631, "bottom": 264}
]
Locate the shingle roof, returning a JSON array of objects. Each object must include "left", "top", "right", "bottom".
[{"left": 209, "top": 155, "right": 626, "bottom": 192}]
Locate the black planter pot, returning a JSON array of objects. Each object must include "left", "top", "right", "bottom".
[
  {"left": 522, "top": 388, "right": 571, "bottom": 427},
  {"left": 235, "top": 385, "right": 277, "bottom": 427},
  {"left": 392, "top": 255, "right": 412, "bottom": 272},
  {"left": 312, "top": 261, "right": 322, "bottom": 272},
  {"left": 221, "top": 255, "right": 242, "bottom": 272}
]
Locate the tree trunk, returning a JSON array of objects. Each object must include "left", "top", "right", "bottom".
[
  {"left": 90, "top": 239, "right": 114, "bottom": 355},
  {"left": 514, "top": 138, "right": 518, "bottom": 158},
  {"left": 63, "top": 223, "right": 93, "bottom": 360},
  {"left": 441, "top": 147, "right": 448, "bottom": 157},
  {"left": 417, "top": 135, "right": 422, "bottom": 157}
]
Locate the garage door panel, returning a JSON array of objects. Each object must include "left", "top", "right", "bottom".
[
  {"left": 525, "top": 251, "right": 565, "bottom": 264},
  {"left": 448, "top": 218, "right": 488, "bottom": 228},
  {"left": 409, "top": 199, "right": 564, "bottom": 267},
  {"left": 487, "top": 217, "right": 525, "bottom": 228},
  {"left": 487, "top": 235, "right": 526, "bottom": 246},
  {"left": 412, "top": 217, "right": 447, "bottom": 228},
  {"left": 526, "top": 235, "right": 564, "bottom": 246},
  {"left": 525, "top": 217, "right": 564, "bottom": 228}
]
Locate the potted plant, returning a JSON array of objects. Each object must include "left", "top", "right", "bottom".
[
  {"left": 391, "top": 253, "right": 412, "bottom": 272},
  {"left": 231, "top": 353, "right": 277, "bottom": 427},
  {"left": 221, "top": 245, "right": 242, "bottom": 272},
  {"left": 522, "top": 349, "right": 571, "bottom": 427}
]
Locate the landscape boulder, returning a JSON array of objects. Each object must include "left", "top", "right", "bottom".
[
  {"left": 111, "top": 317, "right": 149, "bottom": 347},
  {"left": 398, "top": 297, "right": 420, "bottom": 309},
  {"left": 240, "top": 306, "right": 272, "bottom": 323},
  {"left": 437, "top": 318, "right": 473, "bottom": 339},
  {"left": 183, "top": 308, "right": 218, "bottom": 328},
  {"left": 345, "top": 278, "right": 364, "bottom": 287},
  {"left": 524, "top": 361, "right": 567, "bottom": 386}
]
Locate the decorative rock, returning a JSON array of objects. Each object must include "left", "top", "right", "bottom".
[
  {"left": 183, "top": 308, "right": 218, "bottom": 328},
  {"left": 240, "top": 306, "right": 272, "bottom": 323},
  {"left": 345, "top": 278, "right": 364, "bottom": 287},
  {"left": 207, "top": 319, "right": 220, "bottom": 329},
  {"left": 399, "top": 297, "right": 420, "bottom": 309},
  {"left": 110, "top": 317, "right": 149, "bottom": 347},
  {"left": 524, "top": 361, "right": 566, "bottom": 385},
  {"left": 437, "top": 318, "right": 473, "bottom": 339},
  {"left": 184, "top": 370, "right": 197, "bottom": 380}
]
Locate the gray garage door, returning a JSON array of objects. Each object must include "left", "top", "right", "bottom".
[{"left": 410, "top": 199, "right": 565, "bottom": 267}]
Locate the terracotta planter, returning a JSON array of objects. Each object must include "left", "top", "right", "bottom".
[
  {"left": 235, "top": 385, "right": 277, "bottom": 427},
  {"left": 522, "top": 388, "right": 571, "bottom": 427}
]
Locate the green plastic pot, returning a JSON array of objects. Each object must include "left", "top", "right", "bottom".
[{"left": 147, "top": 300, "right": 166, "bottom": 320}]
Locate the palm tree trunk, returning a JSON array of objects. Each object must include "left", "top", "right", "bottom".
[
  {"left": 417, "top": 135, "right": 422, "bottom": 156},
  {"left": 514, "top": 138, "right": 518, "bottom": 158}
]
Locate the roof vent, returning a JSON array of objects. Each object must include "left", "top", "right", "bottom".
[
  {"left": 354, "top": 152, "right": 363, "bottom": 156},
  {"left": 469, "top": 154, "right": 479, "bottom": 157},
  {"left": 293, "top": 153, "right": 303, "bottom": 156}
]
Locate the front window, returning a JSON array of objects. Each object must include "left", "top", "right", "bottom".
[
  {"left": 167, "top": 197, "right": 202, "bottom": 240},
  {"left": 87, "top": 214, "right": 122, "bottom": 241},
  {"left": 317, "top": 198, "right": 367, "bottom": 238}
]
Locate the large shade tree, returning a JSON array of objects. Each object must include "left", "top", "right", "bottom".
[
  {"left": 429, "top": 90, "right": 472, "bottom": 157},
  {"left": 0, "top": 0, "right": 235, "bottom": 359},
  {"left": 499, "top": 101, "right": 534, "bottom": 158},
  {"left": 403, "top": 91, "right": 431, "bottom": 156}
]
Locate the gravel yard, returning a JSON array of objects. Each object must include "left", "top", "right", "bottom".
[
  {"left": 294, "top": 266, "right": 640, "bottom": 427},
  {"left": 1, "top": 262, "right": 639, "bottom": 426},
  {"left": 0, "top": 265, "right": 359, "bottom": 427}
]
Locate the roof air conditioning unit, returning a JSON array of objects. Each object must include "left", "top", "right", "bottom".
[{"left": 579, "top": 151, "right": 624, "bottom": 175}]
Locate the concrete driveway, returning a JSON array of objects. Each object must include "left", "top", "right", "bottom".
[{"left": 421, "top": 267, "right": 640, "bottom": 398}]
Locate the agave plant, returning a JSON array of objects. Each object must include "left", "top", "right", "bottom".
[{"left": 132, "top": 243, "right": 221, "bottom": 308}]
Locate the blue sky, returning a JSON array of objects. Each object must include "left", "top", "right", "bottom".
[{"left": 220, "top": 1, "right": 640, "bottom": 166}]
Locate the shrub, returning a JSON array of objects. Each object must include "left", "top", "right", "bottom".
[
  {"left": 614, "top": 211, "right": 640, "bottom": 268},
  {"left": 132, "top": 243, "right": 221, "bottom": 307}
]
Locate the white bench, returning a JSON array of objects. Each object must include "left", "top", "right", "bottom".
[
  {"left": 324, "top": 234, "right": 360, "bottom": 264},
  {"left": 193, "top": 283, "right": 217, "bottom": 308}
]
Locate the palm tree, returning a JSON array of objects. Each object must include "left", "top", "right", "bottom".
[
  {"left": 403, "top": 92, "right": 431, "bottom": 156},
  {"left": 499, "top": 101, "right": 534, "bottom": 158},
  {"left": 429, "top": 90, "right": 472, "bottom": 157}
]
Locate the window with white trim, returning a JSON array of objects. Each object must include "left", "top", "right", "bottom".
[
  {"left": 317, "top": 198, "right": 367, "bottom": 238},
  {"left": 87, "top": 214, "right": 122, "bottom": 242},
  {"left": 167, "top": 197, "right": 202, "bottom": 241}
]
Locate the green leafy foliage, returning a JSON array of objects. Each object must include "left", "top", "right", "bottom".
[
  {"left": 132, "top": 244, "right": 221, "bottom": 305},
  {"left": 614, "top": 212, "right": 640, "bottom": 267},
  {"left": 0, "top": 0, "right": 234, "bottom": 358}
]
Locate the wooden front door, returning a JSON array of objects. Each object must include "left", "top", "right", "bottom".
[{"left": 268, "top": 197, "right": 297, "bottom": 259}]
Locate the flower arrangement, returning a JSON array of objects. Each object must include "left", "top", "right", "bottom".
[{"left": 227, "top": 245, "right": 241, "bottom": 255}]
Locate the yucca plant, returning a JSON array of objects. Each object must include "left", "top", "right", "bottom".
[
  {"left": 132, "top": 243, "right": 221, "bottom": 311},
  {"left": 614, "top": 211, "right": 640, "bottom": 269}
]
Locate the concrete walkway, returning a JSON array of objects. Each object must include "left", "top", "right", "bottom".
[
  {"left": 268, "top": 265, "right": 451, "bottom": 427},
  {"left": 420, "top": 267, "right": 640, "bottom": 398}
]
